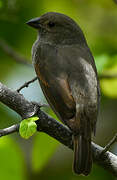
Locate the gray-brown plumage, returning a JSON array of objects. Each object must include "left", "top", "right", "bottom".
[{"left": 27, "top": 12, "right": 100, "bottom": 175}]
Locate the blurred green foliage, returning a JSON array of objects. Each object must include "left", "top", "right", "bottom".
[
  {"left": 0, "top": 0, "right": 117, "bottom": 179},
  {"left": 0, "top": 136, "right": 25, "bottom": 180},
  {"left": 32, "top": 133, "right": 58, "bottom": 173}
]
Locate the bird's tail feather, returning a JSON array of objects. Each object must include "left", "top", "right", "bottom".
[
  {"left": 73, "top": 110, "right": 92, "bottom": 176},
  {"left": 73, "top": 134, "right": 92, "bottom": 176}
]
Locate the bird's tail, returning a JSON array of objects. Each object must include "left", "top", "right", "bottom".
[{"left": 73, "top": 119, "right": 92, "bottom": 176}]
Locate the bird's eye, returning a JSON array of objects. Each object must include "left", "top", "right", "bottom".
[{"left": 48, "top": 22, "right": 55, "bottom": 28}]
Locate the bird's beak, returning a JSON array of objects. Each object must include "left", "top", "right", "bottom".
[{"left": 26, "top": 17, "right": 41, "bottom": 29}]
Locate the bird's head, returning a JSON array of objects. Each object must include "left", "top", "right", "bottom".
[{"left": 26, "top": 12, "right": 86, "bottom": 45}]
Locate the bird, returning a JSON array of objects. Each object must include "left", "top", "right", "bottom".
[{"left": 27, "top": 12, "right": 100, "bottom": 176}]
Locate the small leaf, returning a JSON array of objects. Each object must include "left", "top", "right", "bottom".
[
  {"left": 19, "top": 119, "right": 37, "bottom": 139},
  {"left": 30, "top": 116, "right": 39, "bottom": 122}
]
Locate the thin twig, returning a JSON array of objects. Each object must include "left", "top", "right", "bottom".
[
  {"left": 0, "top": 38, "right": 31, "bottom": 66},
  {"left": 17, "top": 76, "right": 38, "bottom": 92},
  {"left": 101, "top": 133, "right": 117, "bottom": 155},
  {"left": 99, "top": 74, "right": 117, "bottom": 79},
  {"left": 0, "top": 124, "right": 19, "bottom": 137}
]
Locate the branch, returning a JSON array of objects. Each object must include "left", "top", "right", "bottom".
[
  {"left": 0, "top": 124, "right": 19, "bottom": 137},
  {"left": 17, "top": 76, "right": 38, "bottom": 92},
  {"left": 0, "top": 82, "right": 38, "bottom": 119},
  {"left": 99, "top": 74, "right": 117, "bottom": 79},
  {"left": 0, "top": 39, "right": 31, "bottom": 66},
  {"left": 0, "top": 82, "right": 117, "bottom": 176},
  {"left": 101, "top": 134, "right": 117, "bottom": 155}
]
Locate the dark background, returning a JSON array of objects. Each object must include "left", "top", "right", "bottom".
[{"left": 0, "top": 0, "right": 117, "bottom": 179}]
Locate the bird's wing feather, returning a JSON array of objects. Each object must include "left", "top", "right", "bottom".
[{"left": 33, "top": 43, "right": 76, "bottom": 122}]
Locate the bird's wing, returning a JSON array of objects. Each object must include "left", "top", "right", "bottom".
[
  {"left": 33, "top": 43, "right": 76, "bottom": 122},
  {"left": 57, "top": 45, "right": 99, "bottom": 132}
]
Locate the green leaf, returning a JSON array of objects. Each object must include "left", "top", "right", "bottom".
[
  {"left": 19, "top": 117, "right": 38, "bottom": 139},
  {"left": 32, "top": 133, "right": 59, "bottom": 172},
  {"left": 30, "top": 116, "right": 39, "bottom": 121}
]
